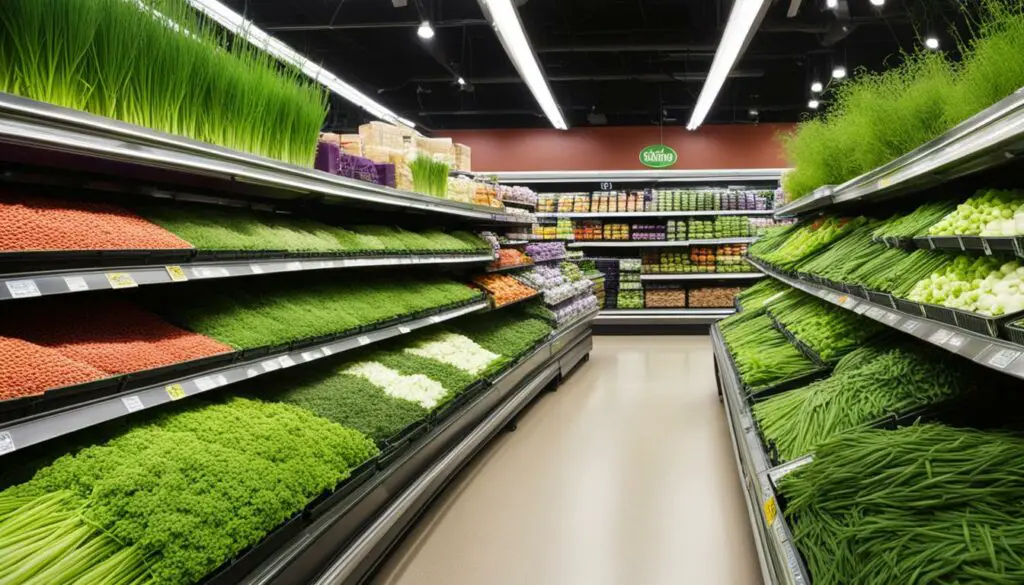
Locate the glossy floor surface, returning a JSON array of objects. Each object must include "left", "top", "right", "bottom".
[{"left": 371, "top": 335, "right": 763, "bottom": 585}]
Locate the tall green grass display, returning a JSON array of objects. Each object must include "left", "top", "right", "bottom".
[
  {"left": 0, "top": 0, "right": 328, "bottom": 167},
  {"left": 782, "top": 0, "right": 1024, "bottom": 198}
]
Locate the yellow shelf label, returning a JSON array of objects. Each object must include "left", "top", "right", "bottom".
[
  {"left": 764, "top": 496, "right": 778, "bottom": 525},
  {"left": 166, "top": 384, "right": 187, "bottom": 401},
  {"left": 166, "top": 265, "right": 188, "bottom": 282},
  {"left": 106, "top": 272, "right": 138, "bottom": 289}
]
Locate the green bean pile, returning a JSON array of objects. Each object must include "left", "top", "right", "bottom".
[
  {"left": 720, "top": 315, "right": 821, "bottom": 393},
  {"left": 754, "top": 343, "right": 969, "bottom": 461},
  {"left": 736, "top": 279, "right": 791, "bottom": 309},
  {"left": 752, "top": 217, "right": 867, "bottom": 269},
  {"left": 852, "top": 248, "right": 954, "bottom": 297},
  {"left": 872, "top": 201, "right": 957, "bottom": 239},
  {"left": 796, "top": 223, "right": 883, "bottom": 282},
  {"left": 782, "top": 424, "right": 1024, "bottom": 584},
  {"left": 767, "top": 291, "right": 884, "bottom": 362}
]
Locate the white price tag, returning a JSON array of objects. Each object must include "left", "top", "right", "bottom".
[
  {"left": 853, "top": 303, "right": 871, "bottom": 315},
  {"left": 6, "top": 279, "right": 41, "bottom": 298},
  {"left": 261, "top": 359, "right": 281, "bottom": 372},
  {"left": 0, "top": 431, "right": 14, "bottom": 455},
  {"left": 191, "top": 266, "right": 230, "bottom": 279},
  {"left": 194, "top": 376, "right": 218, "bottom": 392},
  {"left": 250, "top": 264, "right": 265, "bottom": 274},
  {"left": 285, "top": 261, "right": 303, "bottom": 272},
  {"left": 947, "top": 334, "right": 967, "bottom": 349},
  {"left": 398, "top": 326, "right": 412, "bottom": 334},
  {"left": 357, "top": 336, "right": 371, "bottom": 346},
  {"left": 900, "top": 319, "right": 921, "bottom": 333},
  {"left": 64, "top": 276, "right": 89, "bottom": 292},
  {"left": 301, "top": 350, "right": 323, "bottom": 362},
  {"left": 429, "top": 315, "right": 442, "bottom": 324},
  {"left": 928, "top": 329, "right": 954, "bottom": 344},
  {"left": 883, "top": 312, "right": 901, "bottom": 325},
  {"left": 321, "top": 346, "right": 333, "bottom": 356},
  {"left": 988, "top": 348, "right": 1021, "bottom": 369},
  {"left": 865, "top": 307, "right": 885, "bottom": 320},
  {"left": 121, "top": 395, "right": 144, "bottom": 413},
  {"left": 278, "top": 355, "right": 297, "bottom": 368},
  {"left": 246, "top": 367, "right": 261, "bottom": 378}
]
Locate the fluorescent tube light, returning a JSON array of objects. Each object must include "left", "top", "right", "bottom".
[
  {"left": 476, "top": 0, "right": 567, "bottom": 130},
  {"left": 685, "top": 0, "right": 772, "bottom": 131},
  {"left": 186, "top": 0, "right": 411, "bottom": 127}
]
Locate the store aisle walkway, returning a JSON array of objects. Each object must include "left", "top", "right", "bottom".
[{"left": 372, "top": 336, "right": 762, "bottom": 585}]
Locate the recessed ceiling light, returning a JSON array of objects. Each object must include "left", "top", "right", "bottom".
[
  {"left": 832, "top": 66, "right": 847, "bottom": 79},
  {"left": 417, "top": 21, "right": 435, "bottom": 39},
  {"left": 825, "top": 0, "right": 838, "bottom": 8},
  {"left": 457, "top": 77, "right": 466, "bottom": 86},
  {"left": 869, "top": 0, "right": 884, "bottom": 5},
  {"left": 810, "top": 81, "right": 823, "bottom": 93},
  {"left": 808, "top": 99, "right": 820, "bottom": 109},
  {"left": 925, "top": 37, "right": 939, "bottom": 50},
  {"left": 748, "top": 108, "right": 759, "bottom": 117}
]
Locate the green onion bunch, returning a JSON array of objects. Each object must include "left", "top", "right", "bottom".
[
  {"left": 720, "top": 315, "right": 821, "bottom": 393},
  {"left": 767, "top": 291, "right": 884, "bottom": 362},
  {"left": 410, "top": 155, "right": 451, "bottom": 198},
  {"left": 873, "top": 201, "right": 957, "bottom": 239},
  {"left": 0, "top": 0, "right": 327, "bottom": 167}
]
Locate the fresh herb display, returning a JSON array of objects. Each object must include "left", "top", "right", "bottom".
[
  {"left": 754, "top": 342, "right": 969, "bottom": 461},
  {"left": 766, "top": 290, "right": 883, "bottom": 362},
  {"left": 0, "top": 398, "right": 377, "bottom": 585},
  {"left": 410, "top": 155, "right": 450, "bottom": 198},
  {"left": 751, "top": 217, "right": 866, "bottom": 269},
  {"left": 873, "top": 201, "right": 957, "bottom": 239},
  {"left": 451, "top": 313, "right": 553, "bottom": 359}
]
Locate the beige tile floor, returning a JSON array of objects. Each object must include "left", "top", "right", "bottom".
[{"left": 371, "top": 335, "right": 763, "bottom": 585}]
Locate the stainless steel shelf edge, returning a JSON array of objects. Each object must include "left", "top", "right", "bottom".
[
  {"left": 640, "top": 273, "right": 765, "bottom": 281},
  {"left": 0, "top": 94, "right": 529, "bottom": 224},
  {"left": 569, "top": 237, "right": 757, "bottom": 248},
  {"left": 535, "top": 210, "right": 775, "bottom": 218},
  {"left": 594, "top": 308, "right": 734, "bottom": 326},
  {"left": 0, "top": 254, "right": 495, "bottom": 302},
  {"left": 773, "top": 186, "right": 833, "bottom": 218},
  {"left": 489, "top": 168, "right": 789, "bottom": 183},
  {"left": 712, "top": 324, "right": 810, "bottom": 585},
  {"left": 0, "top": 301, "right": 489, "bottom": 457},
  {"left": 749, "top": 257, "right": 1024, "bottom": 381}
]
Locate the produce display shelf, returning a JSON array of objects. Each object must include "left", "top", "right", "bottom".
[
  {"left": 0, "top": 253, "right": 495, "bottom": 302},
  {"left": 748, "top": 257, "right": 1024, "bottom": 382},
  {"left": 0, "top": 94, "right": 531, "bottom": 225},
  {"left": 490, "top": 291, "right": 542, "bottom": 310},
  {"left": 484, "top": 261, "right": 535, "bottom": 273},
  {"left": 500, "top": 200, "right": 537, "bottom": 210},
  {"left": 569, "top": 237, "right": 757, "bottom": 248},
  {"left": 712, "top": 323, "right": 809, "bottom": 585},
  {"left": 594, "top": 308, "right": 734, "bottom": 326},
  {"left": 774, "top": 87, "right": 1024, "bottom": 219},
  {"left": 640, "top": 273, "right": 766, "bottom": 281},
  {"left": 499, "top": 240, "right": 530, "bottom": 246},
  {"left": 772, "top": 186, "right": 834, "bottom": 218},
  {"left": 535, "top": 210, "right": 775, "bottom": 219},
  {"left": 0, "top": 300, "right": 489, "bottom": 458},
  {"left": 534, "top": 256, "right": 568, "bottom": 263},
  {"left": 490, "top": 168, "right": 789, "bottom": 184},
  {"left": 241, "top": 321, "right": 595, "bottom": 585}
]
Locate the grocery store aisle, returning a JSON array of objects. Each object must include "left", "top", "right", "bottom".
[{"left": 372, "top": 335, "right": 762, "bottom": 585}]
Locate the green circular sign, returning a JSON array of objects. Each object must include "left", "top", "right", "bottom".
[{"left": 639, "top": 144, "right": 678, "bottom": 168}]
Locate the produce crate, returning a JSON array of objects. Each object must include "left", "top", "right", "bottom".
[
  {"left": 1004, "top": 321, "right": 1024, "bottom": 345},
  {"left": 927, "top": 235, "right": 961, "bottom": 252},
  {"left": 894, "top": 297, "right": 925, "bottom": 317},
  {"left": 769, "top": 315, "right": 832, "bottom": 368},
  {"left": 912, "top": 235, "right": 933, "bottom": 250},
  {"left": 880, "top": 235, "right": 917, "bottom": 250},
  {"left": 866, "top": 289, "right": 896, "bottom": 309},
  {"left": 985, "top": 236, "right": 1016, "bottom": 255},
  {"left": 846, "top": 283, "right": 869, "bottom": 300},
  {"left": 951, "top": 307, "right": 1014, "bottom": 338},
  {"left": 959, "top": 236, "right": 985, "bottom": 252},
  {"left": 746, "top": 367, "right": 831, "bottom": 401},
  {"left": 920, "top": 302, "right": 958, "bottom": 328}
]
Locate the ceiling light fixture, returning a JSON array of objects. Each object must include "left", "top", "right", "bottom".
[
  {"left": 475, "top": 0, "right": 567, "bottom": 129},
  {"left": 825, "top": 0, "right": 838, "bottom": 8},
  {"left": 808, "top": 99, "right": 820, "bottom": 109},
  {"left": 685, "top": 0, "right": 772, "bottom": 131},
  {"left": 832, "top": 66, "right": 847, "bottom": 79},
  {"left": 748, "top": 108, "right": 759, "bottom": 117},
  {"left": 185, "top": 0, "right": 412, "bottom": 128},
  {"left": 417, "top": 20, "right": 435, "bottom": 39},
  {"left": 869, "top": 0, "right": 884, "bottom": 5},
  {"left": 457, "top": 77, "right": 466, "bottom": 86},
  {"left": 925, "top": 37, "right": 940, "bottom": 50},
  {"left": 810, "top": 81, "right": 823, "bottom": 93}
]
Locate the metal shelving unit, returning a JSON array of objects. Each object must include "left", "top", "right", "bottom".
[
  {"left": 536, "top": 210, "right": 774, "bottom": 219},
  {"left": 0, "top": 94, "right": 530, "bottom": 225},
  {"left": 749, "top": 257, "right": 1024, "bottom": 381},
  {"left": 0, "top": 301, "right": 489, "bottom": 457},
  {"left": 594, "top": 308, "right": 734, "bottom": 326},
  {"left": 0, "top": 253, "right": 495, "bottom": 301},
  {"left": 712, "top": 324, "right": 810, "bottom": 585},
  {"left": 774, "top": 88, "right": 1024, "bottom": 219},
  {"left": 484, "top": 261, "right": 535, "bottom": 273},
  {"left": 641, "top": 273, "right": 765, "bottom": 281},
  {"left": 569, "top": 237, "right": 757, "bottom": 248},
  {"left": 489, "top": 168, "right": 789, "bottom": 184}
]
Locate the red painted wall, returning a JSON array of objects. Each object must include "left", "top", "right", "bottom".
[{"left": 438, "top": 124, "right": 794, "bottom": 172}]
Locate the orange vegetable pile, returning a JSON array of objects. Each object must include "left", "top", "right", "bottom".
[
  {"left": 472, "top": 274, "right": 538, "bottom": 307},
  {"left": 0, "top": 193, "right": 193, "bottom": 252},
  {"left": 0, "top": 337, "right": 108, "bottom": 400},
  {"left": 493, "top": 248, "right": 532, "bottom": 268}
]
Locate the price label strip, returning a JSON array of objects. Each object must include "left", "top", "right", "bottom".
[
  {"left": 165, "top": 265, "right": 188, "bottom": 282},
  {"left": 988, "top": 348, "right": 1022, "bottom": 369},
  {"left": 63, "top": 276, "right": 89, "bottom": 292},
  {"left": 0, "top": 431, "right": 15, "bottom": 455},
  {"left": 763, "top": 497, "right": 779, "bottom": 526},
  {"left": 883, "top": 312, "right": 902, "bottom": 325},
  {"left": 106, "top": 272, "right": 138, "bottom": 289},
  {"left": 165, "top": 384, "right": 187, "bottom": 401},
  {"left": 121, "top": 395, "right": 145, "bottom": 413},
  {"left": 6, "top": 279, "right": 41, "bottom": 298}
]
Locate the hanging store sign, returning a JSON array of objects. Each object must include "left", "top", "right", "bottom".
[{"left": 639, "top": 144, "right": 678, "bottom": 168}]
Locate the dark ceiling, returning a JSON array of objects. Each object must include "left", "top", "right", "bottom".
[{"left": 221, "top": 0, "right": 971, "bottom": 131}]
